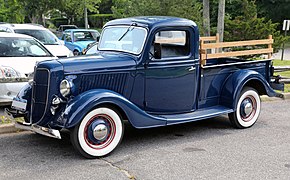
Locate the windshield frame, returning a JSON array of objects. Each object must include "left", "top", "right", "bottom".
[{"left": 98, "top": 25, "right": 148, "bottom": 55}]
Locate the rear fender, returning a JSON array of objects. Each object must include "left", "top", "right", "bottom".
[
  {"left": 63, "top": 89, "right": 166, "bottom": 129},
  {"left": 220, "top": 69, "right": 278, "bottom": 110}
]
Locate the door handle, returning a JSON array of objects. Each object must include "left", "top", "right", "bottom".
[{"left": 188, "top": 66, "right": 195, "bottom": 71}]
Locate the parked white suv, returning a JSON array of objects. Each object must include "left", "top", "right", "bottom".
[
  {"left": 0, "top": 24, "right": 73, "bottom": 58},
  {"left": 0, "top": 32, "right": 57, "bottom": 104}
]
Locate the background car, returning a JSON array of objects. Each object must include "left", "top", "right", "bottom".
[
  {"left": 0, "top": 32, "right": 57, "bottom": 104},
  {"left": 60, "top": 29, "right": 100, "bottom": 55},
  {"left": 55, "top": 25, "right": 78, "bottom": 38},
  {"left": 0, "top": 23, "right": 73, "bottom": 58}
]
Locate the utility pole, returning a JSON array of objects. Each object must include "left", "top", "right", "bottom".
[
  {"left": 84, "top": 0, "right": 88, "bottom": 29},
  {"left": 203, "top": 0, "right": 211, "bottom": 37},
  {"left": 217, "top": 0, "right": 225, "bottom": 52}
]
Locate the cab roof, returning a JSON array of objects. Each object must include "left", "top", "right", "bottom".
[
  {"left": 104, "top": 16, "right": 197, "bottom": 29},
  {"left": 0, "top": 32, "right": 34, "bottom": 38},
  {"left": 0, "top": 23, "right": 45, "bottom": 30},
  {"left": 64, "top": 29, "right": 99, "bottom": 32}
]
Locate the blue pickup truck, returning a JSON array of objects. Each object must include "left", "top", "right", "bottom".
[{"left": 7, "top": 17, "right": 283, "bottom": 158}]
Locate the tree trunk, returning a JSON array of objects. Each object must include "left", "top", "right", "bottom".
[
  {"left": 29, "top": 15, "right": 39, "bottom": 24},
  {"left": 42, "top": 14, "right": 46, "bottom": 27},
  {"left": 203, "top": 0, "right": 210, "bottom": 37},
  {"left": 217, "top": 0, "right": 225, "bottom": 43}
]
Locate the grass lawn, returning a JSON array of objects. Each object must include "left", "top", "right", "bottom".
[
  {"left": 284, "top": 41, "right": 290, "bottom": 49},
  {"left": 272, "top": 60, "right": 290, "bottom": 92},
  {"left": 273, "top": 59, "right": 290, "bottom": 78},
  {"left": 272, "top": 59, "right": 290, "bottom": 66}
]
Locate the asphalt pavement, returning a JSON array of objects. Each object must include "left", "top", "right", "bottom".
[{"left": 0, "top": 99, "right": 290, "bottom": 180}]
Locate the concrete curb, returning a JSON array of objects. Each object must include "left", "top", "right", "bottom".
[
  {"left": 0, "top": 123, "right": 21, "bottom": 135},
  {"left": 0, "top": 93, "right": 289, "bottom": 135}
]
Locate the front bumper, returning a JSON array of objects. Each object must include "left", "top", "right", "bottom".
[
  {"left": 5, "top": 108, "right": 61, "bottom": 139},
  {"left": 0, "top": 82, "right": 27, "bottom": 105}
]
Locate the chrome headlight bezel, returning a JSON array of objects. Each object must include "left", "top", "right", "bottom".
[{"left": 60, "top": 79, "right": 71, "bottom": 97}]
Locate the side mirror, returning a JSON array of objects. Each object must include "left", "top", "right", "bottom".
[{"left": 154, "top": 43, "right": 161, "bottom": 59}]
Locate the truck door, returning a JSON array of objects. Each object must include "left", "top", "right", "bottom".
[{"left": 145, "top": 29, "right": 198, "bottom": 114}]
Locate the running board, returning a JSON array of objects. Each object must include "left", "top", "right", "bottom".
[{"left": 162, "top": 105, "right": 233, "bottom": 125}]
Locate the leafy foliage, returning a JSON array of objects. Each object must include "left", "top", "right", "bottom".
[
  {"left": 59, "top": 0, "right": 100, "bottom": 24},
  {"left": 257, "top": 0, "right": 290, "bottom": 25},
  {"left": 0, "top": 0, "right": 24, "bottom": 23},
  {"left": 112, "top": 0, "right": 203, "bottom": 33},
  {"left": 19, "top": 0, "right": 60, "bottom": 23},
  {"left": 224, "top": 0, "right": 285, "bottom": 51}
]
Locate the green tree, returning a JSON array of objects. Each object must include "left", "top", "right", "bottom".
[
  {"left": 20, "top": 0, "right": 59, "bottom": 24},
  {"left": 112, "top": 0, "right": 203, "bottom": 33},
  {"left": 257, "top": 0, "right": 290, "bottom": 24},
  {"left": 59, "top": 0, "right": 100, "bottom": 24},
  {"left": 0, "top": 0, "right": 24, "bottom": 23},
  {"left": 224, "top": 0, "right": 284, "bottom": 51}
]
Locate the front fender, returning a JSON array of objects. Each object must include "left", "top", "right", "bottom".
[
  {"left": 63, "top": 89, "right": 166, "bottom": 129},
  {"left": 74, "top": 46, "right": 82, "bottom": 52},
  {"left": 220, "top": 69, "right": 278, "bottom": 110}
]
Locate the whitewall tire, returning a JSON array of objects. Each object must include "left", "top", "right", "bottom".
[
  {"left": 229, "top": 87, "right": 261, "bottom": 129},
  {"left": 71, "top": 107, "right": 124, "bottom": 158}
]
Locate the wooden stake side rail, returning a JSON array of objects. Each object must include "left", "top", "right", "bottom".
[
  {"left": 199, "top": 34, "right": 273, "bottom": 66},
  {"left": 206, "top": 48, "right": 273, "bottom": 59}
]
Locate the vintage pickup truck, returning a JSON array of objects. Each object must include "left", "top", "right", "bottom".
[{"left": 6, "top": 16, "right": 284, "bottom": 158}]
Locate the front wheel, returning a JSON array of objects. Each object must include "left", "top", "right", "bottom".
[
  {"left": 73, "top": 50, "right": 79, "bottom": 56},
  {"left": 229, "top": 87, "right": 261, "bottom": 129},
  {"left": 71, "top": 107, "right": 124, "bottom": 158}
]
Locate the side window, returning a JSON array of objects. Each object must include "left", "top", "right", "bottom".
[
  {"left": 65, "top": 33, "right": 72, "bottom": 42},
  {"left": 151, "top": 30, "right": 189, "bottom": 60}
]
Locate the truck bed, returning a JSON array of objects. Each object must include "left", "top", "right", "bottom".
[{"left": 198, "top": 58, "right": 272, "bottom": 108}]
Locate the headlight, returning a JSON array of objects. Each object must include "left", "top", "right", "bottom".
[
  {"left": 60, "top": 79, "right": 71, "bottom": 97},
  {"left": 0, "top": 66, "right": 21, "bottom": 78}
]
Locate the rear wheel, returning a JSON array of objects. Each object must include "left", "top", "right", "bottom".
[
  {"left": 71, "top": 107, "right": 124, "bottom": 158},
  {"left": 229, "top": 87, "right": 261, "bottom": 129}
]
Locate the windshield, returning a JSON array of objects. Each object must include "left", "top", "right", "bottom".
[
  {"left": 0, "top": 37, "right": 53, "bottom": 57},
  {"left": 73, "top": 31, "right": 100, "bottom": 42},
  {"left": 15, "top": 29, "right": 59, "bottom": 45},
  {"left": 98, "top": 26, "right": 147, "bottom": 54}
]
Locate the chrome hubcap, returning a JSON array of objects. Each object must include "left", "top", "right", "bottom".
[
  {"left": 244, "top": 102, "right": 253, "bottom": 117},
  {"left": 93, "top": 124, "right": 108, "bottom": 141}
]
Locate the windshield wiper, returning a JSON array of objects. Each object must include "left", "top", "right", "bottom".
[{"left": 118, "top": 23, "right": 137, "bottom": 41}]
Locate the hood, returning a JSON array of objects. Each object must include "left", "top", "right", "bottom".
[
  {"left": 57, "top": 52, "right": 137, "bottom": 74},
  {"left": 73, "top": 41, "right": 96, "bottom": 50},
  {"left": 0, "top": 56, "right": 57, "bottom": 76},
  {"left": 45, "top": 45, "right": 72, "bottom": 57}
]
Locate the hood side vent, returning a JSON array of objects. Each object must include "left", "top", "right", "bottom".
[{"left": 79, "top": 73, "right": 128, "bottom": 95}]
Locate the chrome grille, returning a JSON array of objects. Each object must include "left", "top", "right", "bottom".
[
  {"left": 31, "top": 68, "right": 49, "bottom": 122},
  {"left": 79, "top": 73, "right": 128, "bottom": 94}
]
